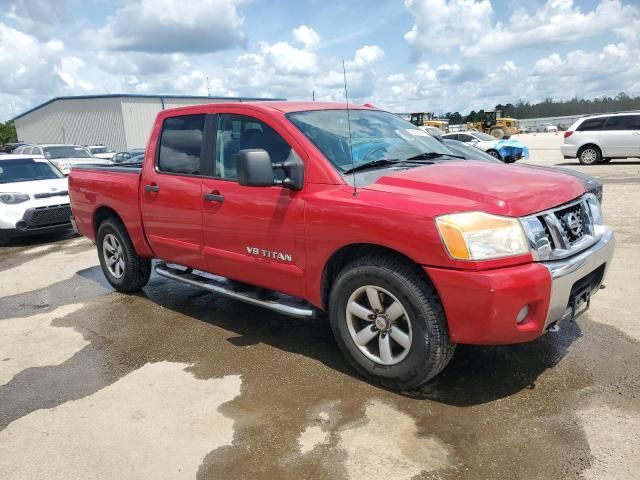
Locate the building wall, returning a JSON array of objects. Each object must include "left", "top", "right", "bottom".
[
  {"left": 120, "top": 97, "right": 163, "bottom": 150},
  {"left": 15, "top": 96, "right": 257, "bottom": 153},
  {"left": 15, "top": 97, "right": 126, "bottom": 151}
]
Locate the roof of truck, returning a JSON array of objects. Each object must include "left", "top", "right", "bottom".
[{"left": 161, "top": 101, "right": 378, "bottom": 116}]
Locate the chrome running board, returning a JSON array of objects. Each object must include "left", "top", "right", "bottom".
[{"left": 155, "top": 262, "right": 317, "bottom": 319}]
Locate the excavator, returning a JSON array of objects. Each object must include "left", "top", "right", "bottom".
[
  {"left": 466, "top": 110, "right": 519, "bottom": 139},
  {"left": 409, "top": 112, "right": 449, "bottom": 133}
]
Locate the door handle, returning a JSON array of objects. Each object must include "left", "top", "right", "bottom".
[
  {"left": 632, "top": 131, "right": 640, "bottom": 136},
  {"left": 144, "top": 184, "right": 160, "bottom": 193},
  {"left": 204, "top": 192, "right": 224, "bottom": 203}
]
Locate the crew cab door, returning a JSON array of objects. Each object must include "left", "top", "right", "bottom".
[
  {"left": 139, "top": 113, "right": 209, "bottom": 270},
  {"left": 601, "top": 115, "right": 640, "bottom": 157},
  {"left": 201, "top": 112, "right": 306, "bottom": 298}
]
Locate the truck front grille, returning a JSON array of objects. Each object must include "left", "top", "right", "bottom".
[{"left": 522, "top": 194, "right": 599, "bottom": 261}]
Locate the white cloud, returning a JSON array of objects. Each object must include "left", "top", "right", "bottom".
[
  {"left": 464, "top": 0, "right": 638, "bottom": 56},
  {"left": 293, "top": 25, "right": 321, "bottom": 50},
  {"left": 99, "top": 0, "right": 247, "bottom": 53},
  {"left": 404, "top": 0, "right": 492, "bottom": 57}
]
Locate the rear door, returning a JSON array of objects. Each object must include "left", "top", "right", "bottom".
[
  {"left": 139, "top": 113, "right": 209, "bottom": 270},
  {"left": 201, "top": 112, "right": 306, "bottom": 298},
  {"left": 601, "top": 115, "right": 638, "bottom": 157}
]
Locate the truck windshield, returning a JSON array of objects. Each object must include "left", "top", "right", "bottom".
[
  {"left": 43, "top": 146, "right": 92, "bottom": 159},
  {"left": 0, "top": 158, "right": 65, "bottom": 183},
  {"left": 287, "top": 109, "right": 454, "bottom": 173}
]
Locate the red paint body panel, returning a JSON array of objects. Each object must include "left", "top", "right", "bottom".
[
  {"left": 69, "top": 101, "right": 587, "bottom": 346},
  {"left": 426, "top": 263, "right": 552, "bottom": 344}
]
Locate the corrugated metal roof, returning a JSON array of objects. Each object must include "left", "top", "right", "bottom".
[{"left": 14, "top": 94, "right": 286, "bottom": 120}]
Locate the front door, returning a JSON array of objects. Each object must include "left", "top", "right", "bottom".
[
  {"left": 140, "top": 113, "right": 208, "bottom": 270},
  {"left": 201, "top": 113, "right": 305, "bottom": 298}
]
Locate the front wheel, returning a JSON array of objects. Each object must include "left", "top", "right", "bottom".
[
  {"left": 487, "top": 149, "right": 503, "bottom": 161},
  {"left": 97, "top": 218, "right": 151, "bottom": 292},
  {"left": 328, "top": 255, "right": 455, "bottom": 390}
]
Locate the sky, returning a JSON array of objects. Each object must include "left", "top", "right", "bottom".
[{"left": 1, "top": 0, "right": 639, "bottom": 121}]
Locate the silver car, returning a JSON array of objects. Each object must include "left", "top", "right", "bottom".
[{"left": 561, "top": 113, "right": 640, "bottom": 164}]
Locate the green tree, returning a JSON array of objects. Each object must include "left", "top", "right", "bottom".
[{"left": 0, "top": 120, "right": 18, "bottom": 144}]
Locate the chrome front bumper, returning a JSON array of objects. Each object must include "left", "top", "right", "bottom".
[{"left": 542, "top": 227, "right": 615, "bottom": 329}]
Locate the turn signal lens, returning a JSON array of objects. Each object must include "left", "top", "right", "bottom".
[{"left": 435, "top": 212, "right": 529, "bottom": 260}]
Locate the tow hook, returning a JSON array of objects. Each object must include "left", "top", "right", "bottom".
[{"left": 547, "top": 322, "right": 560, "bottom": 333}]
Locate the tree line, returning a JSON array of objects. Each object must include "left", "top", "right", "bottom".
[{"left": 439, "top": 92, "right": 640, "bottom": 124}]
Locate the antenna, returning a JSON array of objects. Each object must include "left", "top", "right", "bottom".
[{"left": 342, "top": 60, "right": 357, "bottom": 196}]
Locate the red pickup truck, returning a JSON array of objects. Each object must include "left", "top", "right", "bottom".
[{"left": 69, "top": 102, "right": 614, "bottom": 390}]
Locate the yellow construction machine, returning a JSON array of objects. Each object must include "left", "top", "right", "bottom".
[
  {"left": 466, "top": 111, "right": 519, "bottom": 139},
  {"left": 409, "top": 112, "right": 449, "bottom": 133}
]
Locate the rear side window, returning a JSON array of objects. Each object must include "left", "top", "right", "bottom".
[
  {"left": 604, "top": 115, "right": 640, "bottom": 130},
  {"left": 577, "top": 118, "right": 606, "bottom": 131},
  {"left": 458, "top": 134, "right": 475, "bottom": 142},
  {"left": 157, "top": 114, "right": 205, "bottom": 175}
]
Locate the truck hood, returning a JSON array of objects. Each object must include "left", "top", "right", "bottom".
[
  {"left": 0, "top": 177, "right": 69, "bottom": 196},
  {"left": 363, "top": 161, "right": 585, "bottom": 217}
]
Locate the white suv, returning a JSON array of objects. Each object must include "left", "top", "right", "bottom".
[
  {"left": 0, "top": 155, "right": 71, "bottom": 244},
  {"left": 562, "top": 113, "right": 640, "bottom": 164}
]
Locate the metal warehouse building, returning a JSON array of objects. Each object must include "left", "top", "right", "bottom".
[{"left": 14, "top": 94, "right": 283, "bottom": 152}]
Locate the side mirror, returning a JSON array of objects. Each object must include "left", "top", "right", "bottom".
[
  {"left": 237, "top": 149, "right": 274, "bottom": 187},
  {"left": 237, "top": 149, "right": 304, "bottom": 190}
]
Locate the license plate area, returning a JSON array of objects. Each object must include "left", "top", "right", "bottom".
[{"left": 566, "top": 263, "right": 606, "bottom": 320}]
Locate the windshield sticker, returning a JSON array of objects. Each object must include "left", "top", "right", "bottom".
[{"left": 406, "top": 129, "right": 429, "bottom": 136}]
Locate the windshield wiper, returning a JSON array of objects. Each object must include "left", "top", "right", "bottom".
[
  {"left": 342, "top": 158, "right": 406, "bottom": 174},
  {"left": 405, "top": 152, "right": 465, "bottom": 161}
]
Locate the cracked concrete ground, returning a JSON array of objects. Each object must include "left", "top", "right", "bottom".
[{"left": 1, "top": 135, "right": 639, "bottom": 479}]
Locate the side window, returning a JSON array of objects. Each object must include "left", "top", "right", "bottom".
[
  {"left": 458, "top": 134, "right": 474, "bottom": 142},
  {"left": 32, "top": 147, "right": 41, "bottom": 155},
  {"left": 23, "top": 147, "right": 33, "bottom": 154},
  {"left": 578, "top": 118, "right": 606, "bottom": 131},
  {"left": 446, "top": 134, "right": 459, "bottom": 141},
  {"left": 627, "top": 115, "right": 640, "bottom": 130},
  {"left": 215, "top": 114, "right": 293, "bottom": 180},
  {"left": 604, "top": 116, "right": 630, "bottom": 130},
  {"left": 157, "top": 114, "right": 205, "bottom": 175}
]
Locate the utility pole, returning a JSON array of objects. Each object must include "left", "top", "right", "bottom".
[{"left": 206, "top": 76, "right": 211, "bottom": 97}]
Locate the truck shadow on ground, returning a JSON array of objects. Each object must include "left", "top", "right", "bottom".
[{"left": 139, "top": 273, "right": 584, "bottom": 408}]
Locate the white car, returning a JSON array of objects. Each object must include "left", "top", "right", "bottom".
[
  {"left": 441, "top": 131, "right": 528, "bottom": 162},
  {"left": 561, "top": 113, "right": 640, "bottom": 164},
  {"left": 14, "top": 144, "right": 113, "bottom": 175},
  {"left": 86, "top": 145, "right": 115, "bottom": 159},
  {"left": 0, "top": 155, "right": 72, "bottom": 245},
  {"left": 542, "top": 123, "right": 558, "bottom": 132}
]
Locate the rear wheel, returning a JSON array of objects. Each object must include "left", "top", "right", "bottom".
[
  {"left": 578, "top": 145, "right": 602, "bottom": 165},
  {"left": 97, "top": 218, "right": 151, "bottom": 292},
  {"left": 328, "top": 254, "right": 455, "bottom": 390}
]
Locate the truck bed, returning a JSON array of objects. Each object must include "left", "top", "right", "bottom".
[{"left": 69, "top": 166, "right": 153, "bottom": 256}]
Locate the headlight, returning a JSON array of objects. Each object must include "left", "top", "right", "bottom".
[
  {"left": 435, "top": 211, "right": 529, "bottom": 260},
  {"left": 51, "top": 160, "right": 71, "bottom": 172},
  {"left": 0, "top": 192, "right": 30, "bottom": 204}
]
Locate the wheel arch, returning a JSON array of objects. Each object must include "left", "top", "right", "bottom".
[
  {"left": 320, "top": 243, "right": 430, "bottom": 311},
  {"left": 93, "top": 205, "right": 154, "bottom": 258}
]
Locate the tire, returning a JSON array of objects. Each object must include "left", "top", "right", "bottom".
[
  {"left": 328, "top": 254, "right": 455, "bottom": 390},
  {"left": 96, "top": 217, "right": 151, "bottom": 292},
  {"left": 487, "top": 149, "right": 503, "bottom": 161},
  {"left": 578, "top": 145, "right": 602, "bottom": 165},
  {"left": 490, "top": 128, "right": 505, "bottom": 139}
]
